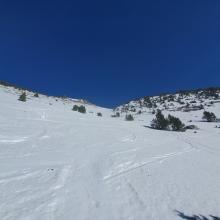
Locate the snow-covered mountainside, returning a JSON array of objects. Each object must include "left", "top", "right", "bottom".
[
  {"left": 115, "top": 88, "right": 220, "bottom": 116},
  {"left": 0, "top": 84, "right": 220, "bottom": 220}
]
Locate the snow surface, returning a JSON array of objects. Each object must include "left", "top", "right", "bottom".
[{"left": 0, "top": 85, "right": 220, "bottom": 220}]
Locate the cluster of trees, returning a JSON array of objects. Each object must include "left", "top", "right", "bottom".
[
  {"left": 132, "top": 87, "right": 220, "bottom": 112},
  {"left": 112, "top": 112, "right": 134, "bottom": 121},
  {"left": 200, "top": 87, "right": 220, "bottom": 99},
  {"left": 17, "top": 90, "right": 218, "bottom": 127},
  {"left": 178, "top": 87, "right": 220, "bottom": 97},
  {"left": 203, "top": 111, "right": 217, "bottom": 122},
  {"left": 143, "top": 96, "right": 157, "bottom": 108},
  {"left": 1, "top": 81, "right": 29, "bottom": 91},
  {"left": 151, "top": 110, "right": 218, "bottom": 132},
  {"left": 151, "top": 110, "right": 185, "bottom": 131},
  {"left": 18, "top": 92, "right": 39, "bottom": 102},
  {"left": 143, "top": 97, "right": 153, "bottom": 108},
  {"left": 72, "top": 105, "right": 86, "bottom": 113}
]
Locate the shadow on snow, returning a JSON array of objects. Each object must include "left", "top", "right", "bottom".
[{"left": 176, "top": 210, "right": 220, "bottom": 220}]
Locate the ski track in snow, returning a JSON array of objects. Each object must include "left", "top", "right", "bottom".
[
  {"left": 103, "top": 144, "right": 195, "bottom": 181},
  {"left": 0, "top": 138, "right": 28, "bottom": 143},
  {"left": 0, "top": 165, "right": 74, "bottom": 220},
  {"left": 53, "top": 165, "right": 72, "bottom": 190}
]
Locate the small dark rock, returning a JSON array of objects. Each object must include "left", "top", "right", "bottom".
[
  {"left": 48, "top": 169, "right": 54, "bottom": 171},
  {"left": 184, "top": 125, "right": 198, "bottom": 130}
]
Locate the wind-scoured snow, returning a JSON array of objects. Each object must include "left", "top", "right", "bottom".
[{"left": 0, "top": 85, "right": 220, "bottom": 220}]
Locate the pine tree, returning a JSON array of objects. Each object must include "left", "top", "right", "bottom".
[
  {"left": 168, "top": 115, "right": 185, "bottom": 131},
  {"left": 72, "top": 105, "right": 79, "bottom": 111},
  {"left": 97, "top": 112, "right": 102, "bottom": 117},
  {"left": 78, "top": 105, "right": 86, "bottom": 113},
  {"left": 18, "top": 92, "right": 27, "bottom": 102},
  {"left": 203, "top": 111, "right": 216, "bottom": 122},
  {"left": 116, "top": 112, "right": 120, "bottom": 117},
  {"left": 144, "top": 96, "right": 153, "bottom": 108},
  {"left": 151, "top": 110, "right": 168, "bottom": 130},
  {"left": 125, "top": 114, "right": 134, "bottom": 121}
]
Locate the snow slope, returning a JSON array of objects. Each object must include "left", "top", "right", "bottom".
[{"left": 0, "top": 85, "right": 220, "bottom": 220}]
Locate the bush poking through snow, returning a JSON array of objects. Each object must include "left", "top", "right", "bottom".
[
  {"left": 137, "top": 110, "right": 142, "bottom": 114},
  {"left": 151, "top": 110, "right": 169, "bottom": 130},
  {"left": 34, "top": 93, "right": 39, "bottom": 98},
  {"left": 72, "top": 105, "right": 86, "bottom": 113},
  {"left": 18, "top": 92, "right": 27, "bottom": 102},
  {"left": 168, "top": 115, "right": 185, "bottom": 131},
  {"left": 203, "top": 111, "right": 217, "bottom": 122},
  {"left": 78, "top": 105, "right": 86, "bottom": 114},
  {"left": 143, "top": 96, "right": 153, "bottom": 108},
  {"left": 151, "top": 110, "right": 185, "bottom": 131},
  {"left": 125, "top": 114, "right": 134, "bottom": 121},
  {"left": 72, "top": 105, "right": 79, "bottom": 111},
  {"left": 97, "top": 112, "right": 102, "bottom": 117},
  {"left": 111, "top": 112, "right": 120, "bottom": 118}
]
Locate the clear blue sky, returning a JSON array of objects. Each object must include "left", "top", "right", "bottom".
[{"left": 0, "top": 0, "right": 220, "bottom": 107}]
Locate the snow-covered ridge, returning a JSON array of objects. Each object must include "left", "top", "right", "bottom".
[
  {"left": 0, "top": 82, "right": 112, "bottom": 117},
  {"left": 0, "top": 81, "right": 98, "bottom": 107},
  {"left": 115, "top": 87, "right": 220, "bottom": 115}
]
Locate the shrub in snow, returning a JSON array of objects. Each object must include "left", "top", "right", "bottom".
[
  {"left": 143, "top": 96, "right": 153, "bottom": 108},
  {"left": 78, "top": 105, "right": 86, "bottom": 114},
  {"left": 72, "top": 105, "right": 79, "bottom": 111},
  {"left": 34, "top": 93, "right": 39, "bottom": 98},
  {"left": 168, "top": 115, "right": 185, "bottom": 131},
  {"left": 97, "top": 112, "right": 102, "bottom": 117},
  {"left": 151, "top": 110, "right": 169, "bottom": 130},
  {"left": 125, "top": 114, "right": 134, "bottom": 121},
  {"left": 72, "top": 105, "right": 86, "bottom": 113},
  {"left": 168, "top": 95, "right": 175, "bottom": 102},
  {"left": 203, "top": 111, "right": 216, "bottom": 122},
  {"left": 199, "top": 104, "right": 204, "bottom": 109},
  {"left": 112, "top": 112, "right": 120, "bottom": 117},
  {"left": 137, "top": 110, "right": 142, "bottom": 114},
  {"left": 151, "top": 110, "right": 185, "bottom": 131},
  {"left": 18, "top": 92, "right": 27, "bottom": 102}
]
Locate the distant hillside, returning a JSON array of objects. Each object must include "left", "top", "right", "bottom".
[
  {"left": 115, "top": 87, "right": 220, "bottom": 115},
  {"left": 0, "top": 80, "right": 94, "bottom": 106}
]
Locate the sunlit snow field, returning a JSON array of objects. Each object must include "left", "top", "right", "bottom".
[{"left": 0, "top": 85, "right": 220, "bottom": 220}]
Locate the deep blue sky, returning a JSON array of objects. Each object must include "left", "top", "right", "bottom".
[{"left": 1, "top": 0, "right": 220, "bottom": 107}]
